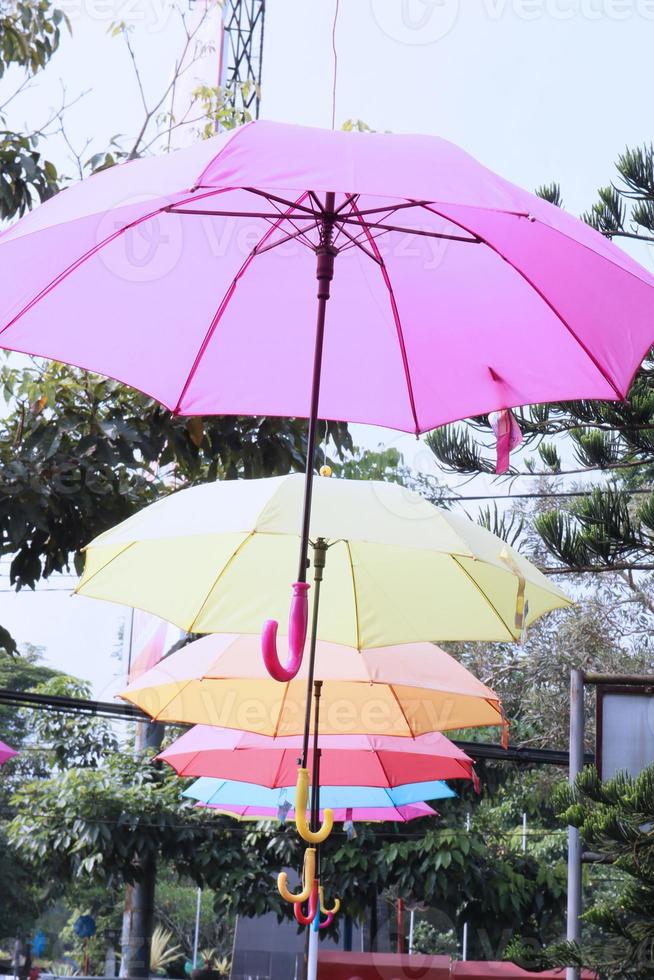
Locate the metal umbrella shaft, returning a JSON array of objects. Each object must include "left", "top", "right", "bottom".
[
  {"left": 301, "top": 539, "right": 328, "bottom": 768},
  {"left": 296, "top": 191, "right": 337, "bottom": 586},
  {"left": 306, "top": 681, "right": 323, "bottom": 980}
]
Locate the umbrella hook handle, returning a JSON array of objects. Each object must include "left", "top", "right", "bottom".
[
  {"left": 277, "top": 846, "right": 316, "bottom": 904},
  {"left": 295, "top": 766, "right": 334, "bottom": 844},
  {"left": 261, "top": 582, "right": 310, "bottom": 681},
  {"left": 319, "top": 911, "right": 334, "bottom": 931},
  {"left": 319, "top": 885, "right": 340, "bottom": 917},
  {"left": 293, "top": 879, "right": 319, "bottom": 927}
]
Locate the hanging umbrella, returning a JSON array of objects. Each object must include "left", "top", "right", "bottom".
[
  {"left": 158, "top": 726, "right": 476, "bottom": 786},
  {"left": 0, "top": 119, "right": 649, "bottom": 678},
  {"left": 120, "top": 632, "right": 505, "bottom": 738},
  {"left": 79, "top": 474, "right": 569, "bottom": 650},
  {"left": 0, "top": 740, "right": 17, "bottom": 765},
  {"left": 183, "top": 776, "right": 456, "bottom": 809},
  {"left": 197, "top": 801, "right": 438, "bottom": 824}
]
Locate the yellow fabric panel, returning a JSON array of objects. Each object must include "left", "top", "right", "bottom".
[{"left": 79, "top": 532, "right": 251, "bottom": 631}]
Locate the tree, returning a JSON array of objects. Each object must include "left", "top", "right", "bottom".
[
  {"left": 0, "top": 660, "right": 122, "bottom": 947},
  {"left": 0, "top": 644, "right": 57, "bottom": 745},
  {"left": 0, "top": 0, "right": 64, "bottom": 220},
  {"left": 508, "top": 764, "right": 654, "bottom": 979},
  {"left": 8, "top": 742, "right": 573, "bottom": 962}
]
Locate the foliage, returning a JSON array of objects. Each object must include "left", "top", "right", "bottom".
[
  {"left": 410, "top": 920, "right": 456, "bottom": 956},
  {"left": 149, "top": 925, "right": 181, "bottom": 975},
  {"left": 0, "top": 0, "right": 64, "bottom": 79},
  {"left": 8, "top": 752, "right": 247, "bottom": 890},
  {"left": 0, "top": 0, "right": 65, "bottom": 219},
  {"left": 154, "top": 872, "right": 234, "bottom": 965},
  {"left": 0, "top": 823, "right": 45, "bottom": 941},
  {"left": 0, "top": 645, "right": 57, "bottom": 744},
  {"left": 452, "top": 589, "right": 653, "bottom": 749},
  {"left": 510, "top": 765, "right": 654, "bottom": 979},
  {"left": 27, "top": 675, "right": 119, "bottom": 772}
]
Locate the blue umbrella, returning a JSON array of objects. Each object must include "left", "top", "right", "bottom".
[{"left": 183, "top": 776, "right": 455, "bottom": 809}]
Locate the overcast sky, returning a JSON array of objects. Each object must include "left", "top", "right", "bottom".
[{"left": 1, "top": 0, "right": 650, "bottom": 692}]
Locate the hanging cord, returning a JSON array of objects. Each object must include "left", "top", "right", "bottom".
[{"left": 331, "top": 0, "right": 340, "bottom": 129}]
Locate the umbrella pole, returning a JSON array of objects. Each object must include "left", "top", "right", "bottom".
[
  {"left": 301, "top": 539, "right": 327, "bottom": 769},
  {"left": 305, "top": 683, "right": 322, "bottom": 980},
  {"left": 296, "top": 192, "right": 337, "bottom": 588},
  {"left": 261, "top": 192, "right": 337, "bottom": 683}
]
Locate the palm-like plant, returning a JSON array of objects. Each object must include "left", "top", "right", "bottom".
[{"left": 149, "top": 925, "right": 182, "bottom": 975}]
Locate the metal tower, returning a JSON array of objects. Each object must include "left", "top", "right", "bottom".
[{"left": 219, "top": 0, "right": 266, "bottom": 118}]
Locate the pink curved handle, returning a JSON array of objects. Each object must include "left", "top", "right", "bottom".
[
  {"left": 293, "top": 880, "right": 319, "bottom": 927},
  {"left": 319, "top": 912, "right": 334, "bottom": 930},
  {"left": 262, "top": 582, "right": 310, "bottom": 682}
]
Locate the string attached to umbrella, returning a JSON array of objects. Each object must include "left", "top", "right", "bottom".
[{"left": 330, "top": 0, "right": 340, "bottom": 130}]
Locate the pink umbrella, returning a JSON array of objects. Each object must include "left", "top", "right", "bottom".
[
  {"left": 1, "top": 120, "right": 652, "bottom": 681},
  {"left": 158, "top": 725, "right": 475, "bottom": 786},
  {"left": 198, "top": 801, "right": 437, "bottom": 824},
  {"left": 0, "top": 740, "right": 17, "bottom": 765}
]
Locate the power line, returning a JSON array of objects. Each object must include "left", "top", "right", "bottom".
[{"left": 440, "top": 487, "right": 654, "bottom": 503}]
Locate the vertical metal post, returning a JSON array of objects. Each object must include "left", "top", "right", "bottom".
[
  {"left": 192, "top": 888, "right": 202, "bottom": 968},
  {"left": 408, "top": 908, "right": 415, "bottom": 955},
  {"left": 567, "top": 669, "right": 584, "bottom": 980},
  {"left": 462, "top": 811, "right": 470, "bottom": 959},
  {"left": 307, "top": 918, "right": 319, "bottom": 980},
  {"left": 396, "top": 898, "right": 405, "bottom": 954},
  {"left": 522, "top": 812, "right": 527, "bottom": 853}
]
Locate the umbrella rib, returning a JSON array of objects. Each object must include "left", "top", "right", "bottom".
[
  {"left": 172, "top": 190, "right": 311, "bottom": 415},
  {"left": 75, "top": 541, "right": 136, "bottom": 595},
  {"left": 0, "top": 186, "right": 231, "bottom": 338},
  {"left": 334, "top": 224, "right": 384, "bottom": 262},
  {"left": 272, "top": 684, "right": 291, "bottom": 739},
  {"left": 349, "top": 200, "right": 420, "bottom": 434},
  {"left": 339, "top": 215, "right": 480, "bottom": 243},
  {"left": 386, "top": 683, "right": 416, "bottom": 739},
  {"left": 270, "top": 748, "right": 291, "bottom": 789},
  {"left": 420, "top": 203, "right": 625, "bottom": 401},
  {"left": 188, "top": 531, "right": 255, "bottom": 632},
  {"left": 344, "top": 540, "right": 362, "bottom": 651},
  {"left": 450, "top": 555, "right": 515, "bottom": 641}
]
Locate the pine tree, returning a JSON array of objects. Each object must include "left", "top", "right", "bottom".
[{"left": 508, "top": 765, "right": 654, "bottom": 979}]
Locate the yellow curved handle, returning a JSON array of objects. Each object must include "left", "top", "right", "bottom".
[
  {"left": 295, "top": 767, "right": 334, "bottom": 844},
  {"left": 319, "top": 885, "right": 340, "bottom": 916},
  {"left": 277, "top": 847, "right": 316, "bottom": 904}
]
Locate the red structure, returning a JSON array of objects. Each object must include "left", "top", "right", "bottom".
[{"left": 318, "top": 952, "right": 595, "bottom": 979}]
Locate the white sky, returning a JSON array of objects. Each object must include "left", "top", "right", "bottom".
[{"left": 1, "top": 0, "right": 651, "bottom": 692}]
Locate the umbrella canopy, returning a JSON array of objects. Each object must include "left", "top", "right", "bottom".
[
  {"left": 158, "top": 726, "right": 475, "bottom": 786},
  {"left": 183, "top": 776, "right": 456, "bottom": 809},
  {"left": 0, "top": 740, "right": 16, "bottom": 765},
  {"left": 79, "top": 474, "right": 569, "bottom": 646},
  {"left": 0, "top": 120, "right": 651, "bottom": 427},
  {"left": 200, "top": 802, "right": 437, "bottom": 824},
  {"left": 126, "top": 634, "right": 502, "bottom": 736}
]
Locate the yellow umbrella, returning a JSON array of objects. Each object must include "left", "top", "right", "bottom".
[
  {"left": 77, "top": 474, "right": 570, "bottom": 646},
  {"left": 120, "top": 633, "right": 505, "bottom": 738}
]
